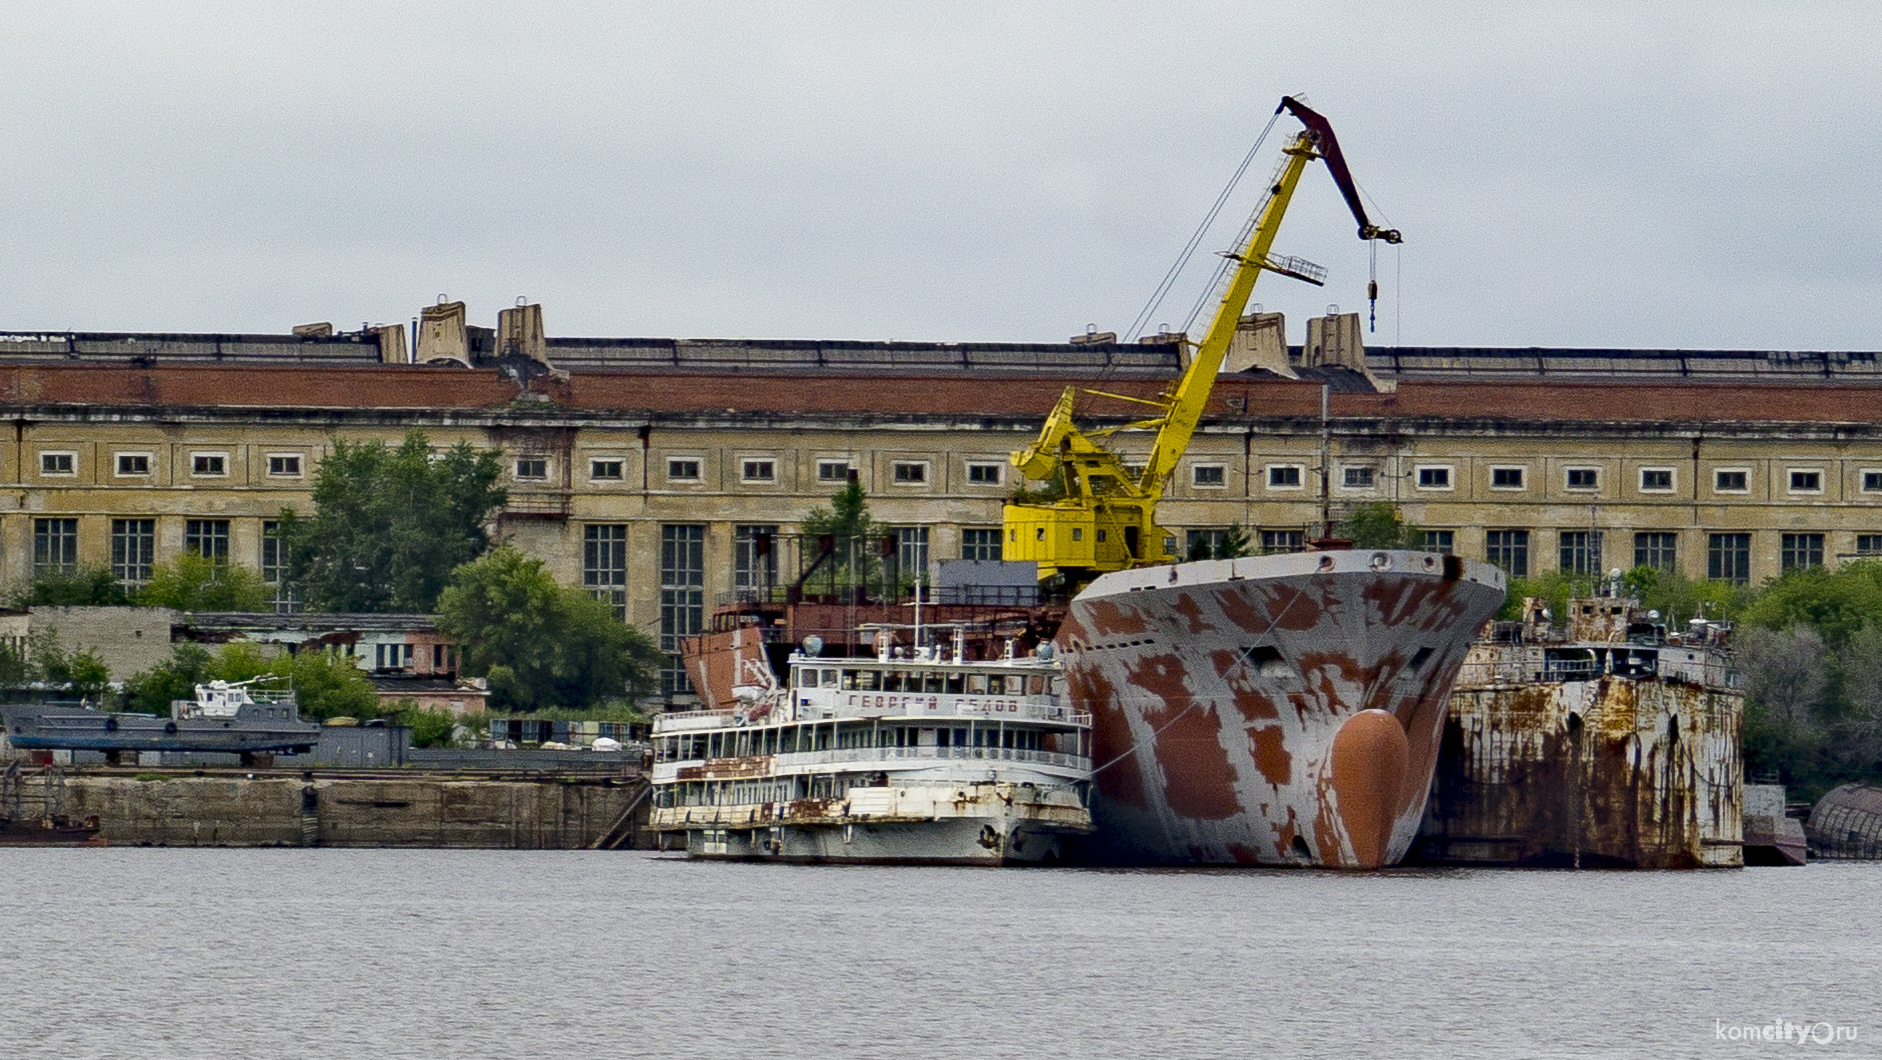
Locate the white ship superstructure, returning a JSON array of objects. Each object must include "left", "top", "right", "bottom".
[{"left": 651, "top": 627, "right": 1094, "bottom": 864}]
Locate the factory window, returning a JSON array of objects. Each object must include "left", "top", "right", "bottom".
[
  {"left": 1634, "top": 532, "right": 1678, "bottom": 574},
  {"left": 191, "top": 452, "right": 228, "bottom": 477},
  {"left": 1714, "top": 469, "right": 1749, "bottom": 493},
  {"left": 1559, "top": 530, "right": 1603, "bottom": 576},
  {"left": 1187, "top": 529, "right": 1228, "bottom": 560},
  {"left": 1708, "top": 533, "right": 1751, "bottom": 585},
  {"left": 741, "top": 459, "right": 776, "bottom": 483},
  {"left": 1858, "top": 535, "right": 1882, "bottom": 556},
  {"left": 374, "top": 643, "right": 415, "bottom": 671},
  {"left": 1865, "top": 471, "right": 1882, "bottom": 493},
  {"left": 1267, "top": 465, "right": 1303, "bottom": 490},
  {"left": 966, "top": 462, "right": 1003, "bottom": 485},
  {"left": 185, "top": 519, "right": 230, "bottom": 562},
  {"left": 1415, "top": 465, "right": 1452, "bottom": 490},
  {"left": 1420, "top": 530, "right": 1455, "bottom": 555},
  {"left": 514, "top": 457, "right": 548, "bottom": 481},
  {"left": 589, "top": 459, "right": 625, "bottom": 481},
  {"left": 666, "top": 458, "right": 702, "bottom": 482},
  {"left": 659, "top": 525, "right": 706, "bottom": 696},
  {"left": 961, "top": 528, "right": 1003, "bottom": 561},
  {"left": 1781, "top": 533, "right": 1825, "bottom": 572},
  {"left": 1485, "top": 530, "right": 1530, "bottom": 577},
  {"left": 584, "top": 524, "right": 628, "bottom": 618},
  {"left": 39, "top": 452, "right": 75, "bottom": 476},
  {"left": 111, "top": 518, "right": 156, "bottom": 586},
  {"left": 892, "top": 527, "right": 930, "bottom": 577},
  {"left": 891, "top": 461, "right": 929, "bottom": 485},
  {"left": 1342, "top": 466, "right": 1375, "bottom": 489},
  {"left": 817, "top": 460, "right": 852, "bottom": 482},
  {"left": 1490, "top": 466, "right": 1526, "bottom": 490},
  {"left": 1639, "top": 468, "right": 1675, "bottom": 493},
  {"left": 1565, "top": 467, "right": 1600, "bottom": 491},
  {"left": 1788, "top": 469, "right": 1823, "bottom": 494},
  {"left": 33, "top": 517, "right": 78, "bottom": 573},
  {"left": 266, "top": 454, "right": 302, "bottom": 477},
  {"left": 734, "top": 525, "right": 779, "bottom": 595},
  {"left": 262, "top": 520, "right": 301, "bottom": 614},
  {"left": 115, "top": 452, "right": 152, "bottom": 477},
  {"left": 1193, "top": 464, "right": 1227, "bottom": 488},
  {"left": 1259, "top": 529, "right": 1304, "bottom": 554}
]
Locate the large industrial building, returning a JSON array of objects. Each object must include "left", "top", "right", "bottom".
[{"left": 6, "top": 301, "right": 1882, "bottom": 701}]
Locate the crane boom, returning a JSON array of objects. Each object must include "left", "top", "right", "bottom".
[{"left": 1003, "top": 98, "right": 1399, "bottom": 587}]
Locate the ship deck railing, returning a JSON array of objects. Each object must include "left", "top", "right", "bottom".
[
  {"left": 774, "top": 745, "right": 1090, "bottom": 772},
  {"left": 655, "top": 704, "right": 1091, "bottom": 732}
]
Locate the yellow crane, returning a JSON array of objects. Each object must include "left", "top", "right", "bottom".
[{"left": 1003, "top": 96, "right": 1402, "bottom": 586}]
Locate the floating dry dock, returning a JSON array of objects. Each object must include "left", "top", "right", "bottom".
[{"left": 1412, "top": 594, "right": 1743, "bottom": 868}]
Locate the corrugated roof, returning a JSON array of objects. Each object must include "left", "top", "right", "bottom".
[{"left": 4, "top": 363, "right": 1882, "bottom": 427}]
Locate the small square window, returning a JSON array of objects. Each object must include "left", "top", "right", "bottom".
[
  {"left": 267, "top": 454, "right": 302, "bottom": 477},
  {"left": 667, "top": 458, "right": 702, "bottom": 482},
  {"left": 1193, "top": 465, "right": 1227, "bottom": 488},
  {"left": 590, "top": 459, "right": 624, "bottom": 481},
  {"left": 1490, "top": 466, "right": 1526, "bottom": 490},
  {"left": 1566, "top": 467, "right": 1600, "bottom": 491},
  {"left": 39, "top": 452, "right": 74, "bottom": 476},
  {"left": 191, "top": 453, "right": 227, "bottom": 477},
  {"left": 1342, "top": 466, "right": 1374, "bottom": 489},
  {"left": 742, "top": 459, "right": 776, "bottom": 483},
  {"left": 817, "top": 460, "right": 852, "bottom": 482},
  {"left": 1640, "top": 468, "right": 1674, "bottom": 492},
  {"left": 892, "top": 461, "right": 928, "bottom": 484},
  {"left": 1421, "top": 530, "right": 1455, "bottom": 555},
  {"left": 1789, "top": 469, "right": 1823, "bottom": 493},
  {"left": 967, "top": 462, "right": 1003, "bottom": 485},
  {"left": 1865, "top": 471, "right": 1882, "bottom": 493},
  {"left": 515, "top": 457, "right": 548, "bottom": 480},
  {"left": 1267, "top": 465, "right": 1302, "bottom": 489},
  {"left": 1416, "top": 465, "right": 1452, "bottom": 490},
  {"left": 115, "top": 453, "right": 151, "bottom": 476},
  {"left": 1715, "top": 469, "right": 1749, "bottom": 493}
]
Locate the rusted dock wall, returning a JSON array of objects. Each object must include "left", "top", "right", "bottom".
[
  {"left": 62, "top": 774, "right": 649, "bottom": 849},
  {"left": 1415, "top": 673, "right": 1742, "bottom": 868}
]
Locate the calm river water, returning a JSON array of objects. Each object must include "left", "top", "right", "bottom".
[{"left": 0, "top": 850, "right": 1876, "bottom": 1059}]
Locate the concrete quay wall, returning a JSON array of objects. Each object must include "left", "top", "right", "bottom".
[{"left": 63, "top": 774, "right": 647, "bottom": 849}]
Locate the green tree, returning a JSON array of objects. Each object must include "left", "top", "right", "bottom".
[
  {"left": 1339, "top": 502, "right": 1421, "bottom": 549},
  {"left": 137, "top": 554, "right": 276, "bottom": 611},
  {"left": 29, "top": 630, "right": 110, "bottom": 700},
  {"left": 1620, "top": 565, "right": 1751, "bottom": 627},
  {"left": 11, "top": 565, "right": 131, "bottom": 607},
  {"left": 121, "top": 643, "right": 215, "bottom": 715},
  {"left": 1740, "top": 562, "right": 1882, "bottom": 648},
  {"left": 800, "top": 480, "right": 875, "bottom": 549},
  {"left": 385, "top": 699, "right": 459, "bottom": 748},
  {"left": 437, "top": 545, "right": 662, "bottom": 712},
  {"left": 276, "top": 430, "right": 507, "bottom": 613},
  {"left": 120, "top": 641, "right": 379, "bottom": 721}
]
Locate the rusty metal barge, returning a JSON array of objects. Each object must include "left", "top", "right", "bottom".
[
  {"left": 1059, "top": 548, "right": 1506, "bottom": 869},
  {"left": 1411, "top": 593, "right": 1744, "bottom": 869},
  {"left": 653, "top": 624, "right": 1093, "bottom": 864}
]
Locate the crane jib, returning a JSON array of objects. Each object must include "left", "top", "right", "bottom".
[{"left": 1003, "top": 98, "right": 1401, "bottom": 589}]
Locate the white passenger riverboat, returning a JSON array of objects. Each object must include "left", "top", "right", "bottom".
[{"left": 650, "top": 626, "right": 1094, "bottom": 864}]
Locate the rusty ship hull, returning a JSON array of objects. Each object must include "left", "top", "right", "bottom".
[
  {"left": 1411, "top": 597, "right": 1744, "bottom": 869},
  {"left": 1059, "top": 549, "right": 1505, "bottom": 869}
]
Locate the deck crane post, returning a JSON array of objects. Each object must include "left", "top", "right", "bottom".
[{"left": 1002, "top": 97, "right": 1401, "bottom": 588}]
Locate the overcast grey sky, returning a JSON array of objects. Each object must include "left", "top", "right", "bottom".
[{"left": 4, "top": 2, "right": 1878, "bottom": 350}]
